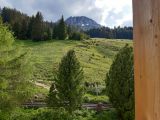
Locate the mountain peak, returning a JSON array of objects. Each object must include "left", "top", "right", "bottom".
[{"left": 65, "top": 16, "right": 101, "bottom": 31}]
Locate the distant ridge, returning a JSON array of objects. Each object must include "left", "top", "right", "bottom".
[{"left": 65, "top": 16, "right": 101, "bottom": 31}]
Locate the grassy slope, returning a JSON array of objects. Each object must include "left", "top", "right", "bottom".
[{"left": 15, "top": 38, "right": 132, "bottom": 85}]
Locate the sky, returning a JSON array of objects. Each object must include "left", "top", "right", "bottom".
[{"left": 0, "top": 0, "right": 133, "bottom": 27}]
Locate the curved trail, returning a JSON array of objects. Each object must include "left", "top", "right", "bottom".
[{"left": 35, "top": 81, "right": 50, "bottom": 90}]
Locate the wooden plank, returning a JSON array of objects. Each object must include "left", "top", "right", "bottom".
[{"left": 133, "top": 0, "right": 160, "bottom": 119}]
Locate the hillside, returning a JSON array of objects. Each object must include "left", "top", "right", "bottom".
[
  {"left": 65, "top": 16, "right": 101, "bottom": 31},
  {"left": 15, "top": 38, "right": 132, "bottom": 85}
]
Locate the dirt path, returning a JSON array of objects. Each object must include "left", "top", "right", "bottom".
[{"left": 35, "top": 81, "right": 50, "bottom": 90}]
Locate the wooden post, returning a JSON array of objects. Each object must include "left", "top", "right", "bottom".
[{"left": 133, "top": 0, "right": 160, "bottom": 119}]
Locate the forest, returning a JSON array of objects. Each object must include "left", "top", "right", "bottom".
[
  {"left": 0, "top": 6, "right": 134, "bottom": 120},
  {"left": 0, "top": 7, "right": 133, "bottom": 41},
  {"left": 86, "top": 26, "right": 133, "bottom": 39}
]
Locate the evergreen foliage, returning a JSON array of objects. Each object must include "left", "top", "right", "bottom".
[
  {"left": 47, "top": 50, "right": 84, "bottom": 113},
  {"left": 0, "top": 18, "right": 32, "bottom": 118},
  {"left": 105, "top": 44, "right": 134, "bottom": 120},
  {"left": 52, "top": 24, "right": 58, "bottom": 39},
  {"left": 26, "top": 16, "right": 34, "bottom": 39},
  {"left": 46, "top": 28, "right": 52, "bottom": 40},
  {"left": 86, "top": 26, "right": 133, "bottom": 39},
  {"left": 69, "top": 31, "right": 89, "bottom": 40},
  {"left": 57, "top": 16, "right": 67, "bottom": 40},
  {"left": 31, "top": 12, "right": 44, "bottom": 41},
  {"left": 1, "top": 8, "right": 80, "bottom": 41},
  {"left": 0, "top": 7, "right": 133, "bottom": 41},
  {"left": 20, "top": 19, "right": 28, "bottom": 39},
  {"left": 1, "top": 7, "right": 53, "bottom": 41}
]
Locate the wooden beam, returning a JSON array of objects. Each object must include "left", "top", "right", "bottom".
[{"left": 133, "top": 0, "right": 160, "bottom": 119}]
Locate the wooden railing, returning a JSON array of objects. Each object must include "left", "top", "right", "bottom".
[{"left": 22, "top": 102, "right": 112, "bottom": 110}]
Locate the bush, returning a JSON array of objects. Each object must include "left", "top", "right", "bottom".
[
  {"left": 95, "top": 109, "right": 118, "bottom": 120},
  {"left": 33, "top": 108, "right": 96, "bottom": 120},
  {"left": 9, "top": 107, "right": 119, "bottom": 120},
  {"left": 10, "top": 108, "right": 72, "bottom": 120},
  {"left": 69, "top": 32, "right": 90, "bottom": 40},
  {"left": 85, "top": 85, "right": 105, "bottom": 95},
  {"left": 83, "top": 94, "right": 109, "bottom": 103},
  {"left": 32, "top": 108, "right": 73, "bottom": 120},
  {"left": 105, "top": 44, "right": 134, "bottom": 120},
  {"left": 9, "top": 108, "right": 37, "bottom": 120}
]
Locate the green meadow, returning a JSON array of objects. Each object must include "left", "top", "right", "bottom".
[{"left": 15, "top": 38, "right": 132, "bottom": 86}]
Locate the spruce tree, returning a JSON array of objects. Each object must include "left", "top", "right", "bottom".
[
  {"left": 27, "top": 16, "right": 34, "bottom": 39},
  {"left": 47, "top": 28, "right": 52, "bottom": 40},
  {"left": 52, "top": 24, "right": 58, "bottom": 39},
  {"left": 1, "top": 7, "right": 9, "bottom": 23},
  {"left": 20, "top": 19, "right": 28, "bottom": 39},
  {"left": 105, "top": 44, "right": 134, "bottom": 120},
  {"left": 31, "top": 12, "right": 44, "bottom": 41},
  {"left": 13, "top": 21, "right": 21, "bottom": 38},
  {"left": 57, "top": 16, "right": 67, "bottom": 40},
  {"left": 0, "top": 17, "right": 32, "bottom": 118},
  {"left": 47, "top": 50, "right": 84, "bottom": 113}
]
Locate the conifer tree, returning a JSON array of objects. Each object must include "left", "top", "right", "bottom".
[
  {"left": 13, "top": 21, "right": 21, "bottom": 38},
  {"left": 1, "top": 7, "right": 10, "bottom": 23},
  {"left": 20, "top": 19, "right": 28, "bottom": 39},
  {"left": 47, "top": 28, "right": 52, "bottom": 40},
  {"left": 105, "top": 44, "right": 134, "bottom": 120},
  {"left": 0, "top": 17, "right": 32, "bottom": 118},
  {"left": 47, "top": 50, "right": 84, "bottom": 114},
  {"left": 52, "top": 24, "right": 58, "bottom": 39},
  {"left": 0, "top": 7, "right": 2, "bottom": 14},
  {"left": 57, "top": 16, "right": 67, "bottom": 40},
  {"left": 31, "top": 12, "right": 44, "bottom": 41},
  {"left": 27, "top": 16, "right": 34, "bottom": 39}
]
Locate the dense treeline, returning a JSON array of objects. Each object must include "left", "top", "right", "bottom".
[
  {"left": 0, "top": 7, "right": 88, "bottom": 41},
  {"left": 0, "top": 7, "right": 133, "bottom": 40},
  {"left": 1, "top": 7, "right": 53, "bottom": 41},
  {"left": 86, "top": 26, "right": 133, "bottom": 39}
]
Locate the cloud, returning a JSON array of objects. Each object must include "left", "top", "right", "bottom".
[
  {"left": 94, "top": 0, "right": 132, "bottom": 27},
  {"left": 0, "top": 0, "right": 12, "bottom": 8},
  {"left": 0, "top": 0, "right": 133, "bottom": 27}
]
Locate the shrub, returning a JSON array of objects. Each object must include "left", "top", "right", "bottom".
[
  {"left": 105, "top": 44, "right": 134, "bottom": 120},
  {"left": 69, "top": 32, "right": 90, "bottom": 40},
  {"left": 10, "top": 108, "right": 73, "bottom": 120},
  {"left": 9, "top": 108, "right": 118, "bottom": 120},
  {"left": 85, "top": 85, "right": 105, "bottom": 95},
  {"left": 95, "top": 109, "right": 118, "bottom": 120},
  {"left": 33, "top": 108, "right": 72, "bottom": 120},
  {"left": 34, "top": 108, "right": 97, "bottom": 120},
  {"left": 9, "top": 108, "right": 37, "bottom": 120},
  {"left": 83, "top": 94, "right": 109, "bottom": 103}
]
